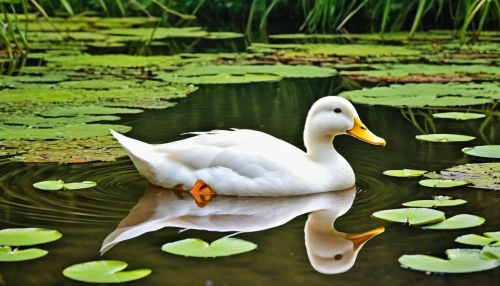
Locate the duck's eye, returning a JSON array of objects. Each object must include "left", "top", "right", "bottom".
[
  {"left": 334, "top": 254, "right": 343, "bottom": 260},
  {"left": 334, "top": 108, "right": 342, "bottom": 113}
]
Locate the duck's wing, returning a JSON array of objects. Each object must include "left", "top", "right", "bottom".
[{"left": 163, "top": 129, "right": 281, "bottom": 148}]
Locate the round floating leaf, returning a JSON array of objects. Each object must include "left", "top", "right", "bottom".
[
  {"left": 419, "top": 179, "right": 469, "bottom": 188},
  {"left": 403, "top": 199, "right": 467, "bottom": 208},
  {"left": 0, "top": 246, "right": 48, "bottom": 262},
  {"left": 433, "top": 112, "right": 486, "bottom": 120},
  {"left": 422, "top": 214, "right": 485, "bottom": 230},
  {"left": 63, "top": 260, "right": 152, "bottom": 283},
  {"left": 33, "top": 180, "right": 65, "bottom": 191},
  {"left": 399, "top": 249, "right": 500, "bottom": 273},
  {"left": 480, "top": 246, "right": 500, "bottom": 260},
  {"left": 64, "top": 181, "right": 97, "bottom": 190},
  {"left": 462, "top": 146, "right": 500, "bottom": 159},
  {"left": 0, "top": 228, "right": 62, "bottom": 246},
  {"left": 159, "top": 73, "right": 281, "bottom": 84},
  {"left": 456, "top": 232, "right": 500, "bottom": 246},
  {"left": 372, "top": 208, "right": 445, "bottom": 226},
  {"left": 416, "top": 134, "right": 475, "bottom": 142},
  {"left": 383, "top": 169, "right": 427, "bottom": 177},
  {"left": 161, "top": 237, "right": 257, "bottom": 258}
]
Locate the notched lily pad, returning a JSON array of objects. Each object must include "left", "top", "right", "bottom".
[
  {"left": 456, "top": 232, "right": 500, "bottom": 246},
  {"left": 481, "top": 246, "right": 500, "bottom": 260},
  {"left": 419, "top": 179, "right": 469, "bottom": 188},
  {"left": 416, "top": 134, "right": 475, "bottom": 142},
  {"left": 63, "top": 260, "right": 152, "bottom": 283},
  {"left": 0, "top": 246, "right": 48, "bottom": 262},
  {"left": 422, "top": 214, "right": 485, "bottom": 229},
  {"left": 372, "top": 208, "right": 445, "bottom": 226},
  {"left": 383, "top": 169, "right": 427, "bottom": 177},
  {"left": 403, "top": 198, "right": 467, "bottom": 208},
  {"left": 399, "top": 249, "right": 500, "bottom": 273},
  {"left": 432, "top": 112, "right": 486, "bottom": 120},
  {"left": 462, "top": 146, "right": 500, "bottom": 159},
  {"left": 161, "top": 237, "right": 257, "bottom": 258},
  {"left": 33, "top": 180, "right": 65, "bottom": 191},
  {"left": 0, "top": 228, "right": 62, "bottom": 246}
]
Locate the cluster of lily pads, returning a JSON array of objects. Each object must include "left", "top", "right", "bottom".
[{"left": 0, "top": 226, "right": 256, "bottom": 283}]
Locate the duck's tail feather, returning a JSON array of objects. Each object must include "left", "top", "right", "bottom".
[{"left": 110, "top": 129, "right": 160, "bottom": 184}]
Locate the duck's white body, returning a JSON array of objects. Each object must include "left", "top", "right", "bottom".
[{"left": 112, "top": 96, "right": 385, "bottom": 196}]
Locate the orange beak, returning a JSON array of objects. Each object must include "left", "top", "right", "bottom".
[
  {"left": 347, "top": 118, "right": 386, "bottom": 146},
  {"left": 346, "top": 226, "right": 385, "bottom": 249}
]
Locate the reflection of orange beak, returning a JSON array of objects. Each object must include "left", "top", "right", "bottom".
[
  {"left": 345, "top": 226, "right": 385, "bottom": 249},
  {"left": 347, "top": 118, "right": 386, "bottom": 146}
]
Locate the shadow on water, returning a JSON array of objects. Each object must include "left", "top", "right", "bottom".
[{"left": 0, "top": 77, "right": 499, "bottom": 285}]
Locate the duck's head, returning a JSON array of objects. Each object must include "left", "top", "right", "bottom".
[
  {"left": 305, "top": 209, "right": 384, "bottom": 274},
  {"left": 305, "top": 96, "right": 386, "bottom": 146}
]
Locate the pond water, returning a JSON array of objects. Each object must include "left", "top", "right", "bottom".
[{"left": 0, "top": 78, "right": 499, "bottom": 285}]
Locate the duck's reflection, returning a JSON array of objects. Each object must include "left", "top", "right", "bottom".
[{"left": 101, "top": 184, "right": 383, "bottom": 274}]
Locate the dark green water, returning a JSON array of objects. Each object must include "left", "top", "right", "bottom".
[{"left": 0, "top": 78, "right": 499, "bottom": 285}]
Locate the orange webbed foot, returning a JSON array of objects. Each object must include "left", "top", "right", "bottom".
[{"left": 189, "top": 180, "right": 217, "bottom": 208}]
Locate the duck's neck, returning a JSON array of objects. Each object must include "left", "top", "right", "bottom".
[{"left": 304, "top": 130, "right": 338, "bottom": 163}]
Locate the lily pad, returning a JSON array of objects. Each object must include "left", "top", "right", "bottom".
[
  {"left": 399, "top": 249, "right": 500, "bottom": 273},
  {"left": 372, "top": 208, "right": 445, "bottom": 226},
  {"left": 161, "top": 237, "right": 257, "bottom": 258},
  {"left": 40, "top": 106, "right": 143, "bottom": 117},
  {"left": 159, "top": 73, "right": 282, "bottom": 84},
  {"left": 33, "top": 180, "right": 65, "bottom": 191},
  {"left": 432, "top": 112, "right": 486, "bottom": 120},
  {"left": 481, "top": 246, "right": 500, "bottom": 260},
  {"left": 456, "top": 232, "right": 500, "bottom": 246},
  {"left": 383, "top": 169, "right": 427, "bottom": 177},
  {"left": 0, "top": 124, "right": 131, "bottom": 140},
  {"left": 433, "top": 163, "right": 500, "bottom": 191},
  {"left": 63, "top": 260, "right": 152, "bottom": 283},
  {"left": 0, "top": 246, "right": 48, "bottom": 262},
  {"left": 422, "top": 214, "right": 485, "bottom": 229},
  {"left": 416, "top": 134, "right": 475, "bottom": 142},
  {"left": 403, "top": 198, "right": 467, "bottom": 208},
  {"left": 462, "top": 146, "right": 500, "bottom": 159},
  {"left": 419, "top": 179, "right": 469, "bottom": 188},
  {"left": 339, "top": 82, "right": 500, "bottom": 107},
  {"left": 0, "top": 228, "right": 62, "bottom": 246},
  {"left": 3, "top": 115, "right": 120, "bottom": 127},
  {"left": 64, "top": 181, "right": 97, "bottom": 190}
]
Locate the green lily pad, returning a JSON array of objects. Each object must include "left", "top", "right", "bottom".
[
  {"left": 41, "top": 106, "right": 143, "bottom": 117},
  {"left": 433, "top": 163, "right": 500, "bottom": 191},
  {"left": 159, "top": 73, "right": 282, "bottom": 84},
  {"left": 480, "top": 246, "right": 500, "bottom": 260},
  {"left": 399, "top": 249, "right": 500, "bottom": 273},
  {"left": 0, "top": 124, "right": 131, "bottom": 140},
  {"left": 416, "top": 134, "right": 476, "bottom": 142},
  {"left": 403, "top": 198, "right": 467, "bottom": 208},
  {"left": 419, "top": 179, "right": 469, "bottom": 188},
  {"left": 456, "top": 232, "right": 500, "bottom": 246},
  {"left": 63, "top": 260, "right": 152, "bottom": 283},
  {"left": 3, "top": 115, "right": 120, "bottom": 127},
  {"left": 33, "top": 180, "right": 65, "bottom": 191},
  {"left": 0, "top": 246, "right": 48, "bottom": 262},
  {"left": 432, "top": 112, "right": 486, "bottom": 120},
  {"left": 64, "top": 181, "right": 97, "bottom": 190},
  {"left": 46, "top": 54, "right": 183, "bottom": 68},
  {"left": 161, "top": 237, "right": 257, "bottom": 258},
  {"left": 100, "top": 27, "right": 208, "bottom": 39},
  {"left": 372, "top": 208, "right": 445, "bottom": 226},
  {"left": 383, "top": 169, "right": 427, "bottom": 177},
  {"left": 422, "top": 214, "right": 485, "bottom": 229},
  {"left": 58, "top": 79, "right": 145, "bottom": 90},
  {"left": 462, "top": 146, "right": 500, "bottom": 159},
  {"left": 338, "top": 83, "right": 500, "bottom": 108},
  {"left": 0, "top": 228, "right": 62, "bottom": 246}
]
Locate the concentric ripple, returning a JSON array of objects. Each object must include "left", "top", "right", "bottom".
[{"left": 0, "top": 158, "right": 148, "bottom": 225}]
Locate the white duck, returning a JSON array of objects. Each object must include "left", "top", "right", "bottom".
[
  {"left": 111, "top": 96, "right": 385, "bottom": 196},
  {"left": 101, "top": 184, "right": 384, "bottom": 274}
]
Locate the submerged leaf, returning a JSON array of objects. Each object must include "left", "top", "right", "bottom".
[
  {"left": 63, "top": 260, "right": 152, "bottom": 283},
  {"left": 0, "top": 246, "right": 48, "bottom": 262},
  {"left": 33, "top": 180, "right": 65, "bottom": 191},
  {"left": 416, "top": 134, "right": 475, "bottom": 142},
  {"left": 161, "top": 237, "right": 257, "bottom": 258},
  {"left": 419, "top": 179, "right": 469, "bottom": 188},
  {"left": 372, "top": 208, "right": 445, "bottom": 226},
  {"left": 399, "top": 249, "right": 500, "bottom": 273},
  {"left": 0, "top": 228, "right": 62, "bottom": 246},
  {"left": 383, "top": 169, "right": 427, "bottom": 177},
  {"left": 422, "top": 214, "right": 485, "bottom": 230},
  {"left": 432, "top": 112, "right": 486, "bottom": 120},
  {"left": 462, "top": 146, "right": 500, "bottom": 159}
]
